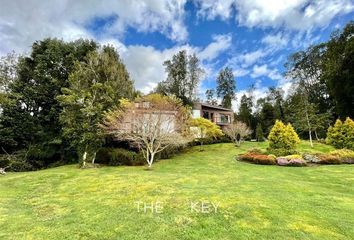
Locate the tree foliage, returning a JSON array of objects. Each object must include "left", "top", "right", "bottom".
[
  {"left": 256, "top": 123, "right": 264, "bottom": 142},
  {"left": 326, "top": 118, "right": 354, "bottom": 150},
  {"left": 158, "top": 50, "right": 204, "bottom": 106},
  {"left": 57, "top": 46, "right": 134, "bottom": 167},
  {"left": 216, "top": 67, "right": 236, "bottom": 109},
  {"left": 268, "top": 120, "right": 300, "bottom": 155},
  {"left": 0, "top": 38, "right": 98, "bottom": 155}
]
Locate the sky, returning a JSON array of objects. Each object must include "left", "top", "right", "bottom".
[{"left": 0, "top": 0, "right": 353, "bottom": 111}]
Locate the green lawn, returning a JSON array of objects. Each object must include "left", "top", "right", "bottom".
[{"left": 1, "top": 141, "right": 353, "bottom": 240}]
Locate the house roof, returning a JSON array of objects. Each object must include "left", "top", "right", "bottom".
[{"left": 194, "top": 102, "right": 233, "bottom": 112}]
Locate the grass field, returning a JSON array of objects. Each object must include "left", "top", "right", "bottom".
[{"left": 1, "top": 141, "right": 354, "bottom": 240}]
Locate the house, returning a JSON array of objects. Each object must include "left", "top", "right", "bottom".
[{"left": 192, "top": 102, "right": 234, "bottom": 128}]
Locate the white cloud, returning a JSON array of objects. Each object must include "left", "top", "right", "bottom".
[
  {"left": 199, "top": 34, "right": 232, "bottom": 61},
  {"left": 196, "top": 0, "right": 354, "bottom": 31},
  {"left": 241, "top": 0, "right": 354, "bottom": 31},
  {"left": 120, "top": 34, "right": 232, "bottom": 94},
  {"left": 261, "top": 32, "right": 288, "bottom": 50},
  {"left": 251, "top": 64, "right": 283, "bottom": 80},
  {"left": 0, "top": 0, "right": 188, "bottom": 55},
  {"left": 195, "top": 0, "right": 235, "bottom": 20}
]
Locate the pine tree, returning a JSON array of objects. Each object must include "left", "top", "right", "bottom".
[{"left": 268, "top": 120, "right": 300, "bottom": 155}]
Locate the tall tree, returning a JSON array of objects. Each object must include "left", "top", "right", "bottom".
[
  {"left": 322, "top": 21, "right": 354, "bottom": 118},
  {"left": 57, "top": 46, "right": 134, "bottom": 167},
  {"left": 238, "top": 94, "right": 253, "bottom": 128},
  {"left": 205, "top": 89, "right": 217, "bottom": 105},
  {"left": 216, "top": 67, "right": 236, "bottom": 109},
  {"left": 0, "top": 38, "right": 98, "bottom": 154},
  {"left": 160, "top": 50, "right": 203, "bottom": 105}
]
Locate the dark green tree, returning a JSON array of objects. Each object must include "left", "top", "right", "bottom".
[
  {"left": 322, "top": 21, "right": 354, "bottom": 118},
  {"left": 0, "top": 38, "right": 98, "bottom": 155},
  {"left": 57, "top": 46, "right": 134, "bottom": 167},
  {"left": 160, "top": 50, "right": 203, "bottom": 105},
  {"left": 238, "top": 94, "right": 253, "bottom": 128},
  {"left": 216, "top": 67, "right": 236, "bottom": 109}
]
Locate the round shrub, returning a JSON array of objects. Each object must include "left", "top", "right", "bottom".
[
  {"left": 326, "top": 118, "right": 354, "bottom": 150},
  {"left": 268, "top": 120, "right": 300, "bottom": 156},
  {"left": 328, "top": 149, "right": 354, "bottom": 164}
]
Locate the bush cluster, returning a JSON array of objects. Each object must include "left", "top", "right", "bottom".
[
  {"left": 238, "top": 153, "right": 276, "bottom": 165},
  {"left": 326, "top": 118, "right": 354, "bottom": 150},
  {"left": 96, "top": 148, "right": 145, "bottom": 166},
  {"left": 0, "top": 151, "right": 35, "bottom": 172},
  {"left": 268, "top": 120, "right": 300, "bottom": 155}
]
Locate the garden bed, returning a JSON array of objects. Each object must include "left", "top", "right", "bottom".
[{"left": 237, "top": 148, "right": 354, "bottom": 167}]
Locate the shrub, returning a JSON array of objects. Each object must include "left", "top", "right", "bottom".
[
  {"left": 268, "top": 148, "right": 298, "bottom": 157},
  {"left": 268, "top": 120, "right": 300, "bottom": 156},
  {"left": 283, "top": 154, "right": 303, "bottom": 160},
  {"left": 239, "top": 153, "right": 276, "bottom": 165},
  {"left": 248, "top": 148, "right": 264, "bottom": 154},
  {"left": 2, "top": 151, "right": 35, "bottom": 172},
  {"left": 326, "top": 117, "right": 354, "bottom": 150},
  {"left": 96, "top": 148, "right": 145, "bottom": 166},
  {"left": 317, "top": 154, "right": 341, "bottom": 164},
  {"left": 329, "top": 149, "right": 354, "bottom": 164}
]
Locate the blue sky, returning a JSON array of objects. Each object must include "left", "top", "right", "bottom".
[{"left": 0, "top": 0, "right": 353, "bottom": 110}]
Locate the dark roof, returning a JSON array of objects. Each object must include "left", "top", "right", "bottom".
[{"left": 195, "top": 102, "right": 233, "bottom": 112}]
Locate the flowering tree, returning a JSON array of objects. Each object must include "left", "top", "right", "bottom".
[
  {"left": 101, "top": 94, "right": 191, "bottom": 168},
  {"left": 189, "top": 117, "right": 223, "bottom": 150},
  {"left": 224, "top": 121, "right": 252, "bottom": 147}
]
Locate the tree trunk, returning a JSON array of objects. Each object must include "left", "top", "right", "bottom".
[
  {"left": 148, "top": 152, "right": 155, "bottom": 168},
  {"left": 91, "top": 152, "right": 96, "bottom": 165},
  {"left": 82, "top": 151, "right": 87, "bottom": 167},
  {"left": 305, "top": 109, "right": 313, "bottom": 148},
  {"left": 314, "top": 130, "right": 319, "bottom": 141}
]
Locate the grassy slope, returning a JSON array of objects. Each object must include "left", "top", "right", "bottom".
[{"left": 1, "top": 141, "right": 353, "bottom": 240}]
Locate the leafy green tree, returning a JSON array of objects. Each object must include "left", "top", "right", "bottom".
[
  {"left": 256, "top": 123, "right": 264, "bottom": 142},
  {"left": 256, "top": 99, "right": 276, "bottom": 136},
  {"left": 268, "top": 120, "right": 300, "bottom": 155},
  {"left": 57, "top": 46, "right": 134, "bottom": 167},
  {"left": 238, "top": 94, "right": 253, "bottom": 128},
  {"left": 216, "top": 67, "right": 236, "bottom": 109},
  {"left": 323, "top": 22, "right": 354, "bottom": 118},
  {"left": 286, "top": 83, "right": 332, "bottom": 147},
  {"left": 160, "top": 50, "right": 203, "bottom": 105},
  {"left": 0, "top": 38, "right": 97, "bottom": 155}
]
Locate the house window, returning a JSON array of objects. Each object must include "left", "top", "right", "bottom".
[
  {"left": 220, "top": 114, "right": 230, "bottom": 123},
  {"left": 202, "top": 111, "right": 209, "bottom": 119}
]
